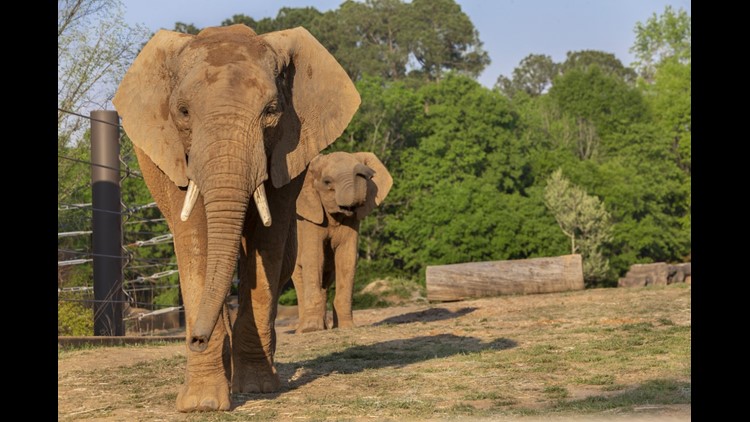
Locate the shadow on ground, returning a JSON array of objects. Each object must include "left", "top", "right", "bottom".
[
  {"left": 231, "top": 334, "right": 516, "bottom": 408},
  {"left": 373, "top": 307, "right": 478, "bottom": 326}
]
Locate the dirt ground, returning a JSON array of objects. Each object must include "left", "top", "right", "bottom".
[{"left": 58, "top": 286, "right": 691, "bottom": 421}]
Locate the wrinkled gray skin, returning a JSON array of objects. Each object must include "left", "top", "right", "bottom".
[
  {"left": 112, "top": 25, "right": 360, "bottom": 411},
  {"left": 292, "top": 152, "right": 392, "bottom": 333}
]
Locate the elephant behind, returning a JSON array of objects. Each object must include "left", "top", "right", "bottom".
[
  {"left": 292, "top": 151, "right": 393, "bottom": 333},
  {"left": 112, "top": 25, "right": 360, "bottom": 411}
]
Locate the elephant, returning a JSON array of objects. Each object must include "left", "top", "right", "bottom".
[
  {"left": 292, "top": 151, "right": 392, "bottom": 333},
  {"left": 112, "top": 25, "right": 360, "bottom": 411}
]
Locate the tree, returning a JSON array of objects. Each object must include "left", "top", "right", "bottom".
[
  {"left": 384, "top": 75, "right": 538, "bottom": 277},
  {"left": 58, "top": 0, "right": 149, "bottom": 144},
  {"left": 548, "top": 66, "right": 649, "bottom": 152},
  {"left": 495, "top": 54, "right": 559, "bottom": 98},
  {"left": 314, "top": 0, "right": 411, "bottom": 81},
  {"left": 543, "top": 169, "right": 613, "bottom": 285},
  {"left": 642, "top": 58, "right": 691, "bottom": 175},
  {"left": 173, "top": 21, "right": 201, "bottom": 34},
  {"left": 630, "top": 5, "right": 691, "bottom": 82},
  {"left": 313, "top": 0, "right": 490, "bottom": 82},
  {"left": 404, "top": 0, "right": 490, "bottom": 81},
  {"left": 560, "top": 50, "right": 637, "bottom": 85},
  {"left": 221, "top": 7, "right": 323, "bottom": 34}
]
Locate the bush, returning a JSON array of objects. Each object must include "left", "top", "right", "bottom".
[
  {"left": 153, "top": 286, "right": 180, "bottom": 307},
  {"left": 58, "top": 301, "right": 93, "bottom": 336}
]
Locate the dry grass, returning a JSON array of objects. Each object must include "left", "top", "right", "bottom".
[{"left": 58, "top": 283, "right": 691, "bottom": 421}]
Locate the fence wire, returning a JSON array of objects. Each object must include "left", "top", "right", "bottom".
[{"left": 59, "top": 108, "right": 182, "bottom": 336}]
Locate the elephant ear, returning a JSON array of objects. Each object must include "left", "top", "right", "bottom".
[
  {"left": 261, "top": 27, "right": 361, "bottom": 188},
  {"left": 112, "top": 30, "right": 194, "bottom": 188},
  {"left": 352, "top": 152, "right": 393, "bottom": 220},
  {"left": 296, "top": 157, "right": 324, "bottom": 225}
]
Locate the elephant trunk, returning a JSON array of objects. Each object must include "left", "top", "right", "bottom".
[
  {"left": 337, "top": 164, "right": 370, "bottom": 208},
  {"left": 188, "top": 135, "right": 267, "bottom": 353}
]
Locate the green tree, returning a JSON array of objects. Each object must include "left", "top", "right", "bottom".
[
  {"left": 173, "top": 21, "right": 200, "bottom": 34},
  {"left": 560, "top": 50, "right": 637, "bottom": 85},
  {"left": 495, "top": 54, "right": 559, "bottom": 98},
  {"left": 404, "top": 0, "right": 490, "bottom": 81},
  {"left": 630, "top": 5, "right": 691, "bottom": 82},
  {"left": 316, "top": 0, "right": 489, "bottom": 82},
  {"left": 543, "top": 169, "right": 613, "bottom": 285},
  {"left": 385, "top": 74, "right": 538, "bottom": 278},
  {"left": 594, "top": 153, "right": 690, "bottom": 275},
  {"left": 314, "top": 0, "right": 410, "bottom": 81},
  {"left": 221, "top": 7, "right": 323, "bottom": 34},
  {"left": 267, "top": 6, "right": 323, "bottom": 32},
  {"left": 642, "top": 59, "right": 691, "bottom": 175},
  {"left": 548, "top": 66, "right": 649, "bottom": 154}
]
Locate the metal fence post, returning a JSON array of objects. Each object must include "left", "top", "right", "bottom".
[{"left": 90, "top": 110, "right": 124, "bottom": 336}]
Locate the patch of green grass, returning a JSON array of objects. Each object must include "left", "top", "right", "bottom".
[
  {"left": 450, "top": 403, "right": 477, "bottom": 414},
  {"left": 464, "top": 391, "right": 501, "bottom": 400},
  {"left": 575, "top": 374, "right": 615, "bottom": 386},
  {"left": 543, "top": 385, "right": 569, "bottom": 400},
  {"left": 554, "top": 379, "right": 690, "bottom": 412},
  {"left": 492, "top": 397, "right": 518, "bottom": 407}
]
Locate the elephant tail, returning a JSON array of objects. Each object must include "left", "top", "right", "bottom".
[{"left": 222, "top": 301, "right": 233, "bottom": 344}]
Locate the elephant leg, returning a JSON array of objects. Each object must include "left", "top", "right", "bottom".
[
  {"left": 231, "top": 179, "right": 300, "bottom": 393},
  {"left": 332, "top": 229, "right": 359, "bottom": 329},
  {"left": 133, "top": 147, "right": 231, "bottom": 412},
  {"left": 296, "top": 222, "right": 329, "bottom": 333},
  {"left": 174, "top": 226, "right": 233, "bottom": 411},
  {"left": 290, "top": 239, "right": 305, "bottom": 326}
]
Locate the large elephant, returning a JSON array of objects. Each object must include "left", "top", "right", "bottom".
[
  {"left": 112, "top": 25, "right": 360, "bottom": 411},
  {"left": 292, "top": 152, "right": 392, "bottom": 333}
]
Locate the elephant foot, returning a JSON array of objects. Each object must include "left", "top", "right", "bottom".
[
  {"left": 296, "top": 318, "right": 326, "bottom": 333},
  {"left": 176, "top": 379, "right": 231, "bottom": 412},
  {"left": 232, "top": 360, "right": 281, "bottom": 393},
  {"left": 334, "top": 319, "right": 354, "bottom": 329}
]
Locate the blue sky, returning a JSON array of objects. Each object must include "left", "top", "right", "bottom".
[{"left": 121, "top": 0, "right": 691, "bottom": 88}]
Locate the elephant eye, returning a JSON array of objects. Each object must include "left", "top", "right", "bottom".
[
  {"left": 262, "top": 101, "right": 282, "bottom": 127},
  {"left": 322, "top": 177, "right": 333, "bottom": 188},
  {"left": 178, "top": 105, "right": 189, "bottom": 118}
]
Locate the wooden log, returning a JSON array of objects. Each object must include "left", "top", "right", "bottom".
[
  {"left": 617, "top": 263, "right": 669, "bottom": 287},
  {"left": 426, "top": 254, "right": 584, "bottom": 302}
]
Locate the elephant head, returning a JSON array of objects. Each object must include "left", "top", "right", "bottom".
[
  {"left": 112, "top": 25, "right": 360, "bottom": 352},
  {"left": 297, "top": 151, "right": 393, "bottom": 224}
]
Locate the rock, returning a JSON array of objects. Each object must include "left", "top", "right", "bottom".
[{"left": 618, "top": 263, "right": 670, "bottom": 287}]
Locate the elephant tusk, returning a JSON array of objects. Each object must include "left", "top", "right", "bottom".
[
  {"left": 254, "top": 183, "right": 272, "bottom": 227},
  {"left": 180, "top": 180, "right": 200, "bottom": 222}
]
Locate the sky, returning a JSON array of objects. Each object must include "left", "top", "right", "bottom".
[{"left": 120, "top": 0, "right": 691, "bottom": 89}]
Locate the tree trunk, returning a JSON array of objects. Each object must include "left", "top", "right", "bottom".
[{"left": 426, "top": 254, "right": 584, "bottom": 302}]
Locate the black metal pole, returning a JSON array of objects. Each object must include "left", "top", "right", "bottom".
[{"left": 90, "top": 110, "right": 124, "bottom": 336}]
